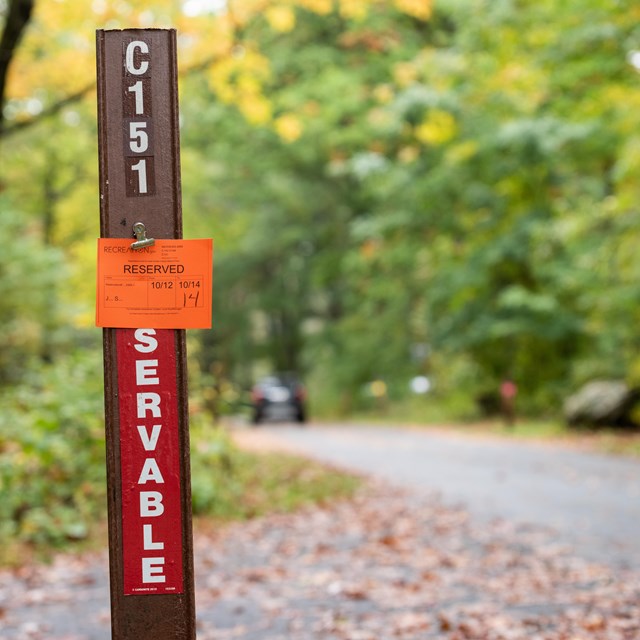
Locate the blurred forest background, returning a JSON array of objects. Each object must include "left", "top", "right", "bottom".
[{"left": 2, "top": 0, "right": 640, "bottom": 549}]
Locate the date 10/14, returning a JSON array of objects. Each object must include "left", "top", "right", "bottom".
[
  {"left": 150, "top": 280, "right": 202, "bottom": 308},
  {"left": 150, "top": 281, "right": 201, "bottom": 289},
  {"left": 124, "top": 40, "right": 155, "bottom": 197}
]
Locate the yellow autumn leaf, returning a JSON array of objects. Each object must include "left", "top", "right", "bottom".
[
  {"left": 398, "top": 146, "right": 420, "bottom": 164},
  {"left": 210, "top": 57, "right": 238, "bottom": 102},
  {"left": 186, "top": 18, "right": 236, "bottom": 63},
  {"left": 367, "top": 107, "right": 392, "bottom": 128},
  {"left": 239, "top": 94, "right": 273, "bottom": 125},
  {"left": 394, "top": 0, "right": 432, "bottom": 20},
  {"left": 231, "top": 0, "right": 278, "bottom": 25},
  {"left": 275, "top": 114, "right": 304, "bottom": 142},
  {"left": 393, "top": 62, "right": 418, "bottom": 87},
  {"left": 339, "top": 0, "right": 369, "bottom": 21},
  {"left": 266, "top": 5, "right": 297, "bottom": 32},
  {"left": 373, "top": 84, "right": 394, "bottom": 104},
  {"left": 237, "top": 75, "right": 264, "bottom": 96},
  {"left": 208, "top": 43, "right": 274, "bottom": 126},
  {"left": 238, "top": 48, "right": 273, "bottom": 79},
  {"left": 415, "top": 110, "right": 457, "bottom": 145}
]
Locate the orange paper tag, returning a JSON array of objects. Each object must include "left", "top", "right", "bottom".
[{"left": 96, "top": 239, "right": 213, "bottom": 329}]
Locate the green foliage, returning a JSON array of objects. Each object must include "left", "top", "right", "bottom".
[
  {"left": 4, "top": 0, "right": 640, "bottom": 567},
  {"left": 0, "top": 351, "right": 359, "bottom": 560},
  {"left": 190, "top": 425, "right": 360, "bottom": 520},
  {"left": 3, "top": 0, "right": 640, "bottom": 459},
  {"left": 175, "top": 0, "right": 640, "bottom": 417},
  {"left": 0, "top": 349, "right": 106, "bottom": 554},
  {"left": 0, "top": 197, "right": 69, "bottom": 383}
]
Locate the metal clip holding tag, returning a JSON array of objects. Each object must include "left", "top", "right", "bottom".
[{"left": 131, "top": 222, "right": 155, "bottom": 249}]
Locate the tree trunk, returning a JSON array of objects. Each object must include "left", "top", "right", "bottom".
[{"left": 0, "top": 0, "right": 35, "bottom": 137}]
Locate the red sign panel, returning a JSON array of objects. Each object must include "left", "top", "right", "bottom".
[{"left": 116, "top": 328, "right": 184, "bottom": 595}]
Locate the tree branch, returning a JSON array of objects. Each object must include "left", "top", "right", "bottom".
[
  {"left": 0, "top": 21, "right": 242, "bottom": 140},
  {"left": 1, "top": 56, "right": 222, "bottom": 140},
  {"left": 0, "top": 0, "right": 35, "bottom": 136},
  {"left": 2, "top": 82, "right": 94, "bottom": 138}
]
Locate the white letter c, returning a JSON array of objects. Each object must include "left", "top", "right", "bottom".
[{"left": 126, "top": 41, "right": 149, "bottom": 75}]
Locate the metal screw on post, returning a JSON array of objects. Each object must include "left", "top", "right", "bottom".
[{"left": 131, "top": 222, "right": 155, "bottom": 249}]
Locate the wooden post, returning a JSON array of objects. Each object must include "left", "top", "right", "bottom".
[{"left": 96, "top": 29, "right": 196, "bottom": 639}]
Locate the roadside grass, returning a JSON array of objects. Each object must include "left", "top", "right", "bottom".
[
  {"left": 345, "top": 395, "right": 640, "bottom": 458},
  {"left": 474, "top": 419, "right": 640, "bottom": 458},
  {"left": 0, "top": 424, "right": 361, "bottom": 568},
  {"left": 190, "top": 426, "right": 362, "bottom": 522}
]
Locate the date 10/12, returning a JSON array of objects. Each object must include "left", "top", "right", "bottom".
[
  {"left": 150, "top": 280, "right": 201, "bottom": 290},
  {"left": 150, "top": 280, "right": 202, "bottom": 308},
  {"left": 123, "top": 40, "right": 155, "bottom": 197}
]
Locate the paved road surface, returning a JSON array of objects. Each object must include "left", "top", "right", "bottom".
[
  {"left": 251, "top": 423, "right": 640, "bottom": 570},
  {"left": 4, "top": 422, "right": 640, "bottom": 639}
]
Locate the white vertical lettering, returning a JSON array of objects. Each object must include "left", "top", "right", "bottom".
[
  {"left": 142, "top": 557, "right": 166, "bottom": 583},
  {"left": 125, "top": 41, "right": 149, "bottom": 75},
  {"left": 129, "top": 121, "right": 149, "bottom": 153},
  {"left": 134, "top": 329, "right": 158, "bottom": 353},
  {"left": 128, "top": 81, "right": 145, "bottom": 115},
  {"left": 137, "top": 392, "right": 161, "bottom": 418},
  {"left": 140, "top": 491, "right": 165, "bottom": 517},
  {"left": 137, "top": 424, "right": 162, "bottom": 451},
  {"left": 143, "top": 524, "right": 165, "bottom": 550},
  {"left": 138, "top": 458, "right": 165, "bottom": 484},
  {"left": 136, "top": 359, "right": 159, "bottom": 385},
  {"left": 131, "top": 158, "right": 148, "bottom": 193}
]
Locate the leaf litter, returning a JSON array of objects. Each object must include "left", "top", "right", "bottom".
[
  {"left": 1, "top": 481, "right": 639, "bottom": 639},
  {"left": 193, "top": 482, "right": 640, "bottom": 640}
]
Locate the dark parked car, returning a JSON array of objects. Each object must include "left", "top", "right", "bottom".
[{"left": 251, "top": 374, "right": 307, "bottom": 424}]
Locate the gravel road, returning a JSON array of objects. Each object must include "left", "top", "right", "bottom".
[{"left": 247, "top": 423, "right": 640, "bottom": 570}]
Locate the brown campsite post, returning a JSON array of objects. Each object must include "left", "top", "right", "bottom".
[{"left": 96, "top": 29, "right": 196, "bottom": 638}]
